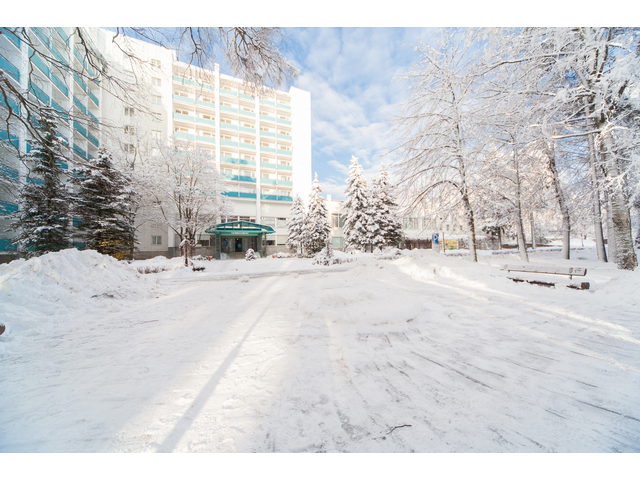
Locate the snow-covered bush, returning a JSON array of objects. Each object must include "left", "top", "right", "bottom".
[
  {"left": 274, "top": 252, "right": 293, "bottom": 258},
  {"left": 313, "top": 239, "right": 339, "bottom": 266},
  {"left": 245, "top": 249, "right": 256, "bottom": 261}
]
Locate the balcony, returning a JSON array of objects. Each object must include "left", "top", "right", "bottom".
[
  {"left": 0, "top": 129, "right": 20, "bottom": 149},
  {"left": 277, "top": 133, "right": 291, "bottom": 141},
  {"left": 196, "top": 99, "right": 215, "bottom": 108},
  {"left": 260, "top": 162, "right": 277, "bottom": 170},
  {"left": 0, "top": 94, "right": 20, "bottom": 114},
  {"left": 0, "top": 200, "right": 19, "bottom": 214},
  {"left": 51, "top": 73, "right": 68, "bottom": 97},
  {"left": 221, "top": 138, "right": 238, "bottom": 147},
  {"left": 260, "top": 178, "right": 277, "bottom": 185},
  {"left": 30, "top": 82, "right": 50, "bottom": 105},
  {"left": 73, "top": 120, "right": 88, "bottom": 138},
  {"left": 219, "top": 122, "right": 238, "bottom": 131},
  {"left": 238, "top": 108, "right": 255, "bottom": 118},
  {"left": 174, "top": 131, "right": 196, "bottom": 140},
  {"left": 277, "top": 118, "right": 292, "bottom": 125},
  {"left": 239, "top": 141, "right": 256, "bottom": 150},
  {"left": 277, "top": 164, "right": 293, "bottom": 172},
  {"left": 224, "top": 174, "right": 256, "bottom": 183},
  {"left": 173, "top": 94, "right": 195, "bottom": 104},
  {"left": 32, "top": 27, "right": 50, "bottom": 49},
  {"left": 196, "top": 135, "right": 215, "bottom": 144},
  {"left": 239, "top": 93, "right": 254, "bottom": 101},
  {"left": 260, "top": 146, "right": 276, "bottom": 154},
  {"left": 196, "top": 117, "right": 216, "bottom": 127},
  {"left": 73, "top": 95, "right": 87, "bottom": 115},
  {"left": 223, "top": 191, "right": 257, "bottom": 199},
  {"left": 55, "top": 28, "right": 69, "bottom": 46},
  {"left": 277, "top": 103, "right": 291, "bottom": 110},
  {"left": 259, "top": 130, "right": 275, "bottom": 138},
  {"left": 219, "top": 88, "right": 237, "bottom": 97},
  {"left": 239, "top": 126, "right": 255, "bottom": 134},
  {"left": 260, "top": 194, "right": 293, "bottom": 202},
  {"left": 1, "top": 28, "right": 21, "bottom": 49},
  {"left": 73, "top": 48, "right": 95, "bottom": 77},
  {"left": 0, "top": 53, "right": 20, "bottom": 82},
  {"left": 87, "top": 131, "right": 99, "bottom": 148},
  {"left": 277, "top": 149, "right": 292, "bottom": 156},
  {"left": 172, "top": 75, "right": 195, "bottom": 86},
  {"left": 277, "top": 180, "right": 293, "bottom": 186},
  {"left": 173, "top": 112, "right": 195, "bottom": 122},
  {"left": 73, "top": 143, "right": 87, "bottom": 159},
  {"left": 260, "top": 114, "right": 275, "bottom": 123},
  {"left": 32, "top": 52, "right": 50, "bottom": 78},
  {"left": 259, "top": 99, "right": 275, "bottom": 106},
  {"left": 220, "top": 105, "right": 238, "bottom": 114}
]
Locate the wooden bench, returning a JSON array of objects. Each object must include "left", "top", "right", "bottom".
[{"left": 501, "top": 265, "right": 589, "bottom": 290}]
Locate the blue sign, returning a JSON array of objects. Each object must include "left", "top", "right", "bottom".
[{"left": 432, "top": 233, "right": 439, "bottom": 245}]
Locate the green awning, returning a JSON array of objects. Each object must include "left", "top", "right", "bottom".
[{"left": 205, "top": 221, "right": 276, "bottom": 236}]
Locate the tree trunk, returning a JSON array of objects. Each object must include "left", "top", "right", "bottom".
[
  {"left": 513, "top": 146, "right": 529, "bottom": 262},
  {"left": 584, "top": 101, "right": 608, "bottom": 262},
  {"left": 545, "top": 140, "right": 570, "bottom": 259},
  {"left": 530, "top": 212, "right": 537, "bottom": 249},
  {"left": 598, "top": 127, "right": 638, "bottom": 270},
  {"left": 462, "top": 193, "right": 478, "bottom": 262}
]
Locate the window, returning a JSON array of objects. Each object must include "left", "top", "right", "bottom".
[
  {"left": 200, "top": 96, "right": 213, "bottom": 103},
  {"left": 262, "top": 188, "right": 274, "bottom": 195},
  {"left": 403, "top": 218, "right": 419, "bottom": 230},
  {"left": 152, "top": 77, "right": 161, "bottom": 86},
  {"left": 223, "top": 168, "right": 234, "bottom": 175},
  {"left": 201, "top": 131, "right": 214, "bottom": 137},
  {"left": 261, "top": 142, "right": 270, "bottom": 147},
  {"left": 279, "top": 130, "right": 290, "bottom": 136},
  {"left": 276, "top": 217, "right": 287, "bottom": 228},
  {"left": 175, "top": 109, "right": 190, "bottom": 115},
  {"left": 261, "top": 217, "right": 276, "bottom": 227},
  {"left": 241, "top": 106, "right": 254, "bottom": 113},
  {"left": 124, "top": 125, "right": 135, "bottom": 135},
  {"left": 331, "top": 214, "right": 345, "bottom": 228},
  {"left": 152, "top": 95, "right": 162, "bottom": 105},
  {"left": 278, "top": 145, "right": 290, "bottom": 151},
  {"left": 152, "top": 130, "right": 162, "bottom": 140},
  {"left": 242, "top": 170, "right": 255, "bottom": 178},
  {"left": 243, "top": 139, "right": 255, "bottom": 145},
  {"left": 151, "top": 235, "right": 162, "bottom": 245},
  {"left": 261, "top": 173, "right": 272, "bottom": 179},
  {"left": 221, "top": 118, "right": 232, "bottom": 124},
  {"left": 260, "top": 126, "right": 269, "bottom": 132},
  {"left": 151, "top": 59, "right": 161, "bottom": 67},
  {"left": 124, "top": 107, "right": 135, "bottom": 116},
  {"left": 175, "top": 91, "right": 188, "bottom": 98},
  {"left": 278, "top": 175, "right": 290, "bottom": 182},
  {"left": 243, "top": 154, "right": 254, "bottom": 161},
  {"left": 124, "top": 144, "right": 135, "bottom": 153},
  {"left": 244, "top": 123, "right": 254, "bottom": 128},
  {"left": 202, "top": 114, "right": 214, "bottom": 120},
  {"left": 198, "top": 239, "right": 210, "bottom": 247}
]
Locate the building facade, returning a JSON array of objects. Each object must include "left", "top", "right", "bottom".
[{"left": 0, "top": 27, "right": 312, "bottom": 259}]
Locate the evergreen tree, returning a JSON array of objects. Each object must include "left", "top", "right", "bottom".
[
  {"left": 377, "top": 165, "right": 403, "bottom": 247},
  {"left": 342, "top": 156, "right": 369, "bottom": 251},
  {"left": 305, "top": 173, "right": 331, "bottom": 255},
  {"left": 286, "top": 194, "right": 306, "bottom": 256},
  {"left": 12, "top": 111, "right": 72, "bottom": 258},
  {"left": 365, "top": 176, "right": 385, "bottom": 252},
  {"left": 73, "top": 147, "right": 138, "bottom": 259}
]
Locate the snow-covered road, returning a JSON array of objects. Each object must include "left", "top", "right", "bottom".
[{"left": 1, "top": 249, "right": 639, "bottom": 452}]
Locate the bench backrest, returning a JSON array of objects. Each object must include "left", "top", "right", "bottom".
[{"left": 501, "top": 265, "right": 587, "bottom": 276}]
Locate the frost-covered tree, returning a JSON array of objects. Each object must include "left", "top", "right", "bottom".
[
  {"left": 73, "top": 147, "right": 138, "bottom": 259},
  {"left": 377, "top": 165, "right": 403, "bottom": 247},
  {"left": 11, "top": 111, "right": 72, "bottom": 258},
  {"left": 365, "top": 176, "right": 386, "bottom": 252},
  {"left": 392, "top": 29, "right": 481, "bottom": 262},
  {"left": 286, "top": 194, "right": 306, "bottom": 256},
  {"left": 305, "top": 173, "right": 331, "bottom": 255},
  {"left": 138, "top": 139, "right": 233, "bottom": 245},
  {"left": 342, "top": 156, "right": 369, "bottom": 251}
]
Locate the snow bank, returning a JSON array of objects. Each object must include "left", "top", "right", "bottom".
[{"left": 0, "top": 249, "right": 158, "bottom": 342}]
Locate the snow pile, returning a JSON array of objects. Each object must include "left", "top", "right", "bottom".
[{"left": 0, "top": 249, "right": 157, "bottom": 340}]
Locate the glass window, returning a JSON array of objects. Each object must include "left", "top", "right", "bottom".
[{"left": 151, "top": 235, "right": 162, "bottom": 245}]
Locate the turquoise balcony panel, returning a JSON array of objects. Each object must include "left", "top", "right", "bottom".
[
  {"left": 219, "top": 122, "right": 238, "bottom": 131},
  {"left": 277, "top": 118, "right": 292, "bottom": 125},
  {"left": 32, "top": 27, "right": 50, "bottom": 49},
  {"left": 277, "top": 149, "right": 292, "bottom": 156},
  {"left": 87, "top": 132, "right": 99, "bottom": 148},
  {"left": 73, "top": 96, "right": 87, "bottom": 115},
  {"left": 239, "top": 126, "right": 255, "bottom": 134},
  {"left": 0, "top": 164, "right": 19, "bottom": 181},
  {"left": 0, "top": 200, "right": 19, "bottom": 213},
  {"left": 196, "top": 117, "right": 216, "bottom": 127},
  {"left": 173, "top": 94, "right": 194, "bottom": 104},
  {"left": 238, "top": 109, "right": 255, "bottom": 117},
  {"left": 73, "top": 120, "right": 88, "bottom": 138},
  {"left": 237, "top": 175, "right": 256, "bottom": 183},
  {"left": 260, "top": 194, "right": 278, "bottom": 201},
  {"left": 51, "top": 44, "right": 67, "bottom": 65},
  {"left": 220, "top": 105, "right": 238, "bottom": 114},
  {"left": 196, "top": 99, "right": 215, "bottom": 108},
  {"left": 57, "top": 132, "right": 69, "bottom": 146},
  {"left": 238, "top": 159, "right": 256, "bottom": 166},
  {"left": 222, "top": 191, "right": 239, "bottom": 198},
  {"left": 239, "top": 143, "right": 256, "bottom": 150},
  {"left": 174, "top": 131, "right": 196, "bottom": 140},
  {"left": 32, "top": 53, "right": 50, "bottom": 78},
  {"left": 278, "top": 180, "right": 293, "bottom": 187},
  {"left": 259, "top": 99, "right": 275, "bottom": 106},
  {"left": 88, "top": 90, "right": 99, "bottom": 107},
  {"left": 260, "top": 114, "right": 275, "bottom": 122},
  {"left": 73, "top": 48, "right": 95, "bottom": 77},
  {"left": 260, "top": 178, "right": 277, "bottom": 185},
  {"left": 0, "top": 94, "right": 20, "bottom": 115},
  {"left": 222, "top": 173, "right": 235, "bottom": 180},
  {"left": 30, "top": 82, "right": 50, "bottom": 105},
  {"left": 220, "top": 156, "right": 239, "bottom": 165},
  {"left": 277, "top": 164, "right": 293, "bottom": 171},
  {"left": 26, "top": 176, "right": 44, "bottom": 185},
  {"left": 1, "top": 28, "right": 21, "bottom": 49},
  {"left": 196, "top": 135, "right": 215, "bottom": 144},
  {"left": 238, "top": 192, "right": 256, "bottom": 199},
  {"left": 260, "top": 162, "right": 277, "bottom": 170},
  {"left": 260, "top": 130, "right": 275, "bottom": 137},
  {"left": 55, "top": 28, "right": 69, "bottom": 46},
  {"left": 277, "top": 103, "right": 291, "bottom": 110},
  {"left": 261, "top": 146, "right": 276, "bottom": 154},
  {"left": 239, "top": 93, "right": 254, "bottom": 101},
  {"left": 73, "top": 72, "right": 88, "bottom": 92},
  {"left": 51, "top": 73, "right": 68, "bottom": 97},
  {"left": 57, "top": 160, "right": 68, "bottom": 170},
  {"left": 0, "top": 54, "right": 20, "bottom": 82},
  {"left": 87, "top": 111, "right": 98, "bottom": 126},
  {"left": 221, "top": 139, "right": 238, "bottom": 147},
  {"left": 73, "top": 144, "right": 87, "bottom": 159},
  {"left": 0, "top": 238, "right": 18, "bottom": 251},
  {"left": 277, "top": 134, "right": 291, "bottom": 140},
  {"left": 173, "top": 75, "right": 195, "bottom": 86},
  {"left": 278, "top": 195, "right": 293, "bottom": 202},
  {"left": 173, "top": 112, "right": 195, "bottom": 122},
  {"left": 219, "top": 88, "right": 237, "bottom": 97},
  {"left": 1, "top": 130, "right": 20, "bottom": 149},
  {"left": 198, "top": 82, "right": 215, "bottom": 91}
]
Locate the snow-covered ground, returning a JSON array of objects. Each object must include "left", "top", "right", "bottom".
[{"left": 1, "top": 246, "right": 639, "bottom": 452}]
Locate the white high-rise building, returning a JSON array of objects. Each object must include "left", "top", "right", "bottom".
[{"left": 0, "top": 27, "right": 312, "bottom": 260}]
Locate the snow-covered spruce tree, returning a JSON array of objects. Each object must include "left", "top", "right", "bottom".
[
  {"left": 286, "top": 194, "right": 306, "bottom": 256},
  {"left": 342, "top": 156, "right": 369, "bottom": 251},
  {"left": 313, "top": 237, "right": 338, "bottom": 266},
  {"left": 12, "top": 111, "right": 72, "bottom": 258},
  {"left": 245, "top": 248, "right": 256, "bottom": 261},
  {"left": 73, "top": 147, "right": 138, "bottom": 259},
  {"left": 377, "top": 165, "right": 403, "bottom": 247},
  {"left": 365, "top": 176, "right": 386, "bottom": 252},
  {"left": 305, "top": 173, "right": 331, "bottom": 255}
]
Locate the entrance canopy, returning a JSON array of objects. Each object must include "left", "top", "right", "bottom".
[{"left": 205, "top": 221, "right": 276, "bottom": 259}]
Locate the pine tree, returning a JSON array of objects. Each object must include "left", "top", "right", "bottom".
[
  {"left": 305, "top": 173, "right": 331, "bottom": 255},
  {"left": 377, "top": 165, "right": 403, "bottom": 247},
  {"left": 343, "top": 156, "right": 369, "bottom": 251},
  {"left": 286, "top": 194, "right": 306, "bottom": 256},
  {"left": 365, "top": 176, "right": 385, "bottom": 252},
  {"left": 73, "top": 147, "right": 138, "bottom": 259},
  {"left": 12, "top": 111, "right": 72, "bottom": 258}
]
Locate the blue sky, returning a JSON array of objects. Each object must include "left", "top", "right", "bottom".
[{"left": 283, "top": 28, "right": 437, "bottom": 201}]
